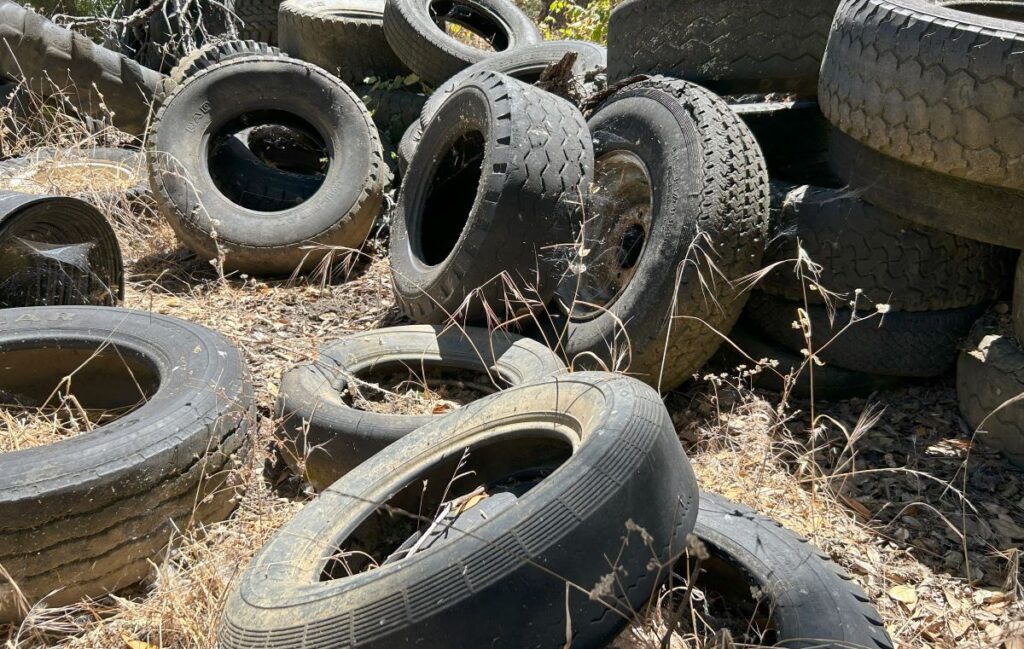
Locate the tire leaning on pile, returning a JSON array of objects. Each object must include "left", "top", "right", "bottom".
[{"left": 0, "top": 307, "right": 252, "bottom": 622}]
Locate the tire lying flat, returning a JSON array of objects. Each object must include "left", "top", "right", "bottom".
[
  {"left": 390, "top": 71, "right": 593, "bottom": 324},
  {"left": 689, "top": 492, "right": 893, "bottom": 649},
  {"left": 382, "top": 0, "right": 542, "bottom": 85},
  {"left": 148, "top": 56, "right": 388, "bottom": 276},
  {"left": 277, "top": 325, "right": 566, "bottom": 490},
  {"left": 549, "top": 76, "right": 769, "bottom": 392},
  {"left": 0, "top": 306, "right": 252, "bottom": 622},
  {"left": 0, "top": 147, "right": 152, "bottom": 209},
  {"left": 221, "top": 373, "right": 699, "bottom": 649},
  {"left": 957, "top": 310, "right": 1024, "bottom": 468}
]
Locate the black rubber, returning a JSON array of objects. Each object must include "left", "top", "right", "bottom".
[
  {"left": 714, "top": 320, "right": 909, "bottom": 400},
  {"left": 762, "top": 181, "right": 1016, "bottom": 311},
  {"left": 382, "top": 0, "right": 542, "bottom": 85},
  {"left": 548, "top": 76, "right": 769, "bottom": 392},
  {"left": 230, "top": 0, "right": 283, "bottom": 43},
  {"left": 746, "top": 292, "right": 987, "bottom": 377},
  {"left": 957, "top": 309, "right": 1024, "bottom": 468},
  {"left": 607, "top": 0, "right": 841, "bottom": 95},
  {"left": 166, "top": 39, "right": 284, "bottom": 88},
  {"left": 819, "top": 0, "right": 1024, "bottom": 191},
  {"left": 0, "top": 147, "right": 150, "bottom": 206},
  {"left": 390, "top": 71, "right": 593, "bottom": 324},
  {"left": 0, "top": 0, "right": 165, "bottom": 135},
  {"left": 277, "top": 325, "right": 566, "bottom": 489},
  {"left": 148, "top": 56, "right": 388, "bottom": 276},
  {"left": 688, "top": 492, "right": 894, "bottom": 649},
  {"left": 0, "top": 306, "right": 252, "bottom": 622},
  {"left": 0, "top": 190, "right": 124, "bottom": 308},
  {"left": 1015, "top": 256, "right": 1024, "bottom": 343},
  {"left": 398, "top": 40, "right": 607, "bottom": 173},
  {"left": 221, "top": 373, "right": 699, "bottom": 649},
  {"left": 730, "top": 99, "right": 831, "bottom": 183},
  {"left": 828, "top": 130, "right": 1024, "bottom": 250},
  {"left": 279, "top": 0, "right": 409, "bottom": 84}
]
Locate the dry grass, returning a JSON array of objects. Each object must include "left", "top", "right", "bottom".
[{"left": 1, "top": 76, "right": 1023, "bottom": 649}]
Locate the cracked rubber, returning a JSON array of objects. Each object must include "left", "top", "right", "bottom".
[
  {"left": 1015, "top": 256, "right": 1024, "bottom": 343},
  {"left": 221, "top": 373, "right": 699, "bottom": 649},
  {"left": 691, "top": 492, "right": 894, "bottom": 649},
  {"left": 762, "top": 181, "right": 1016, "bottom": 310},
  {"left": 819, "top": 0, "right": 1024, "bottom": 191},
  {"left": 0, "top": 0, "right": 164, "bottom": 135},
  {"left": 746, "top": 292, "right": 986, "bottom": 377},
  {"left": 277, "top": 325, "right": 565, "bottom": 489},
  {"left": 0, "top": 306, "right": 252, "bottom": 622},
  {"left": 607, "top": 0, "right": 841, "bottom": 95},
  {"left": 390, "top": 71, "right": 593, "bottom": 324},
  {"left": 382, "top": 0, "right": 542, "bottom": 86},
  {"left": 957, "top": 309, "right": 1024, "bottom": 468},
  {"left": 548, "top": 76, "right": 769, "bottom": 392},
  {"left": 279, "top": 0, "right": 409, "bottom": 84},
  {"left": 148, "top": 56, "right": 388, "bottom": 276},
  {"left": 397, "top": 40, "right": 607, "bottom": 173}
]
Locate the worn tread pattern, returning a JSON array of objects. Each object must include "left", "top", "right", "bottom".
[
  {"left": 230, "top": 0, "right": 282, "bottom": 43},
  {"left": 279, "top": 0, "right": 408, "bottom": 84},
  {"left": 746, "top": 292, "right": 986, "bottom": 377},
  {"left": 957, "top": 310, "right": 1024, "bottom": 467},
  {"left": 168, "top": 39, "right": 283, "bottom": 85},
  {"left": 694, "top": 492, "right": 894, "bottom": 649},
  {"left": 391, "top": 71, "right": 593, "bottom": 324},
  {"left": 819, "top": 0, "right": 1024, "bottom": 190},
  {"left": 607, "top": 0, "right": 840, "bottom": 94},
  {"left": 0, "top": 0, "right": 164, "bottom": 135},
  {"left": 762, "top": 181, "right": 1016, "bottom": 310}
]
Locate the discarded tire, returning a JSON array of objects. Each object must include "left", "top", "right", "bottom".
[
  {"left": 689, "top": 492, "right": 894, "bottom": 649},
  {"left": 0, "top": 0, "right": 164, "bottom": 135},
  {"left": 221, "top": 373, "right": 699, "bottom": 649},
  {"left": 1016, "top": 256, "right": 1024, "bottom": 343},
  {"left": 148, "top": 56, "right": 388, "bottom": 275},
  {"left": 398, "top": 40, "right": 607, "bottom": 172},
  {"left": 0, "top": 147, "right": 151, "bottom": 208},
  {"left": 390, "top": 71, "right": 593, "bottom": 324},
  {"left": 277, "top": 325, "right": 566, "bottom": 489},
  {"left": 0, "top": 191, "right": 123, "bottom": 308},
  {"left": 957, "top": 310, "right": 1024, "bottom": 468},
  {"left": 746, "top": 293, "right": 986, "bottom": 378},
  {"left": 167, "top": 39, "right": 284, "bottom": 88},
  {"left": 382, "top": 0, "right": 542, "bottom": 85},
  {"left": 762, "top": 181, "right": 1016, "bottom": 311},
  {"left": 819, "top": 0, "right": 1024, "bottom": 192},
  {"left": 730, "top": 99, "right": 831, "bottom": 183},
  {"left": 208, "top": 136, "right": 326, "bottom": 212},
  {"left": 0, "top": 306, "right": 252, "bottom": 622},
  {"left": 828, "top": 131, "right": 1024, "bottom": 250},
  {"left": 358, "top": 85, "right": 428, "bottom": 143},
  {"left": 715, "top": 321, "right": 907, "bottom": 400},
  {"left": 550, "top": 76, "right": 768, "bottom": 392},
  {"left": 279, "top": 0, "right": 408, "bottom": 84},
  {"left": 230, "top": 0, "right": 284, "bottom": 43},
  {"left": 608, "top": 0, "right": 840, "bottom": 95}
]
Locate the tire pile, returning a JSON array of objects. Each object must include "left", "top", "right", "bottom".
[{"left": 0, "top": 0, "right": 1020, "bottom": 645}]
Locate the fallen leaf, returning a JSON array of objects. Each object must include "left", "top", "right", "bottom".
[{"left": 889, "top": 584, "right": 918, "bottom": 609}]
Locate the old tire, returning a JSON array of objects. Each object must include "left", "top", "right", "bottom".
[
  {"left": 607, "top": 0, "right": 841, "bottom": 95},
  {"left": 689, "top": 493, "right": 893, "bottom": 649},
  {"left": 828, "top": 130, "right": 1024, "bottom": 250},
  {"left": 277, "top": 325, "right": 566, "bottom": 489},
  {"left": 390, "top": 71, "right": 593, "bottom": 324},
  {"left": 957, "top": 310, "right": 1024, "bottom": 468},
  {"left": 382, "top": 0, "right": 542, "bottom": 86},
  {"left": 746, "top": 293, "right": 986, "bottom": 377},
  {"left": 1015, "top": 256, "right": 1024, "bottom": 343},
  {"left": 0, "top": 0, "right": 164, "bottom": 135},
  {"left": 166, "top": 39, "right": 284, "bottom": 88},
  {"left": 0, "top": 147, "right": 151, "bottom": 206},
  {"left": 730, "top": 99, "right": 831, "bottom": 183},
  {"left": 0, "top": 191, "right": 124, "bottom": 308},
  {"left": 0, "top": 306, "right": 252, "bottom": 622},
  {"left": 230, "top": 0, "right": 283, "bottom": 42},
  {"left": 279, "top": 0, "right": 408, "bottom": 84},
  {"left": 398, "top": 40, "right": 607, "bottom": 170},
  {"left": 221, "top": 373, "right": 699, "bottom": 649},
  {"left": 762, "top": 181, "right": 1016, "bottom": 310},
  {"left": 148, "top": 56, "right": 387, "bottom": 276},
  {"left": 715, "top": 321, "right": 908, "bottom": 400},
  {"left": 819, "top": 0, "right": 1024, "bottom": 192},
  {"left": 549, "top": 76, "right": 769, "bottom": 392}
]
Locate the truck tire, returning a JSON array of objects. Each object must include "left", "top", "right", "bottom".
[{"left": 230, "top": 0, "right": 283, "bottom": 43}]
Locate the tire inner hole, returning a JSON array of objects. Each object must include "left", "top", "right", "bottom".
[
  {"left": 0, "top": 341, "right": 160, "bottom": 453},
  {"left": 341, "top": 361, "right": 506, "bottom": 416},
  {"left": 416, "top": 130, "right": 485, "bottom": 266},
  {"left": 940, "top": 1, "right": 1024, "bottom": 20},
  {"left": 207, "top": 109, "right": 329, "bottom": 212},
  {"left": 430, "top": 0, "right": 509, "bottom": 51},
  {"left": 319, "top": 432, "right": 572, "bottom": 580}
]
